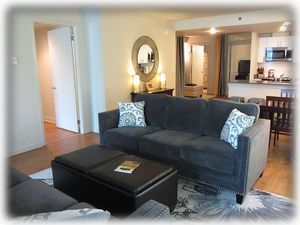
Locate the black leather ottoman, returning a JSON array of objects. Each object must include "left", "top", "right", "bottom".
[{"left": 51, "top": 145, "right": 178, "bottom": 216}]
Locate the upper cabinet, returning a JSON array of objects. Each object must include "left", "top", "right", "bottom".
[{"left": 257, "top": 36, "right": 295, "bottom": 63}]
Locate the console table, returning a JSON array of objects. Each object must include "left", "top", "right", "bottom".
[{"left": 131, "top": 88, "right": 174, "bottom": 101}]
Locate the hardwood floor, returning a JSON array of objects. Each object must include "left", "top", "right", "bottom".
[
  {"left": 8, "top": 131, "right": 99, "bottom": 175},
  {"left": 253, "top": 134, "right": 294, "bottom": 198},
  {"left": 44, "top": 122, "right": 78, "bottom": 144},
  {"left": 7, "top": 125, "right": 294, "bottom": 198}
]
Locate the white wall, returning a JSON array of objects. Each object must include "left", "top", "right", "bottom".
[
  {"left": 34, "top": 28, "right": 56, "bottom": 123},
  {"left": 7, "top": 9, "right": 92, "bottom": 156},
  {"left": 98, "top": 11, "right": 176, "bottom": 114}
]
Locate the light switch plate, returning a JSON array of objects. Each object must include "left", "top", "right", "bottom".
[{"left": 12, "top": 57, "right": 18, "bottom": 65}]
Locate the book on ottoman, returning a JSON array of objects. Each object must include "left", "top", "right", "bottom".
[{"left": 114, "top": 160, "right": 140, "bottom": 174}]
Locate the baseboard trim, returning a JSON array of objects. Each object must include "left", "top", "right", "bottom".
[
  {"left": 8, "top": 141, "right": 45, "bottom": 157},
  {"left": 43, "top": 116, "right": 56, "bottom": 123}
]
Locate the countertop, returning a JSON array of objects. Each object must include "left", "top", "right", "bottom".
[{"left": 228, "top": 80, "right": 294, "bottom": 86}]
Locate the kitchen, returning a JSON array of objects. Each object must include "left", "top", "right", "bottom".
[{"left": 228, "top": 23, "right": 295, "bottom": 101}]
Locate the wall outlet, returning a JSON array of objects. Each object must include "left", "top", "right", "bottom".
[{"left": 11, "top": 57, "right": 18, "bottom": 65}]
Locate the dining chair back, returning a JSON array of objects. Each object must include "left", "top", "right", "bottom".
[{"left": 266, "top": 96, "right": 294, "bottom": 146}]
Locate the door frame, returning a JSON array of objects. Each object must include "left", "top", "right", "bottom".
[{"left": 32, "top": 19, "right": 86, "bottom": 146}]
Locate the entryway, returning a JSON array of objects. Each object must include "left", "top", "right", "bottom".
[{"left": 34, "top": 22, "right": 80, "bottom": 144}]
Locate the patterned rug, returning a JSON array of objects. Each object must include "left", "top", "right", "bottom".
[{"left": 30, "top": 168, "right": 295, "bottom": 221}]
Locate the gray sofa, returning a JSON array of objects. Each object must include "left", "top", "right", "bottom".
[
  {"left": 7, "top": 166, "right": 170, "bottom": 221},
  {"left": 99, "top": 94, "right": 270, "bottom": 204}
]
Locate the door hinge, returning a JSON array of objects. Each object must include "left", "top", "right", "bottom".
[
  {"left": 77, "top": 119, "right": 81, "bottom": 133},
  {"left": 70, "top": 28, "right": 75, "bottom": 41}
]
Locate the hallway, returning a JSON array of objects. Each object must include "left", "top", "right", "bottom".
[{"left": 44, "top": 122, "right": 78, "bottom": 144}]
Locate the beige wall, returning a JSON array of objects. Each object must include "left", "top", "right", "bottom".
[
  {"left": 34, "top": 28, "right": 56, "bottom": 123},
  {"left": 100, "top": 11, "right": 176, "bottom": 110},
  {"left": 207, "top": 35, "right": 221, "bottom": 95}
]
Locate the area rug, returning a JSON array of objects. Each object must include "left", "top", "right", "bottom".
[{"left": 30, "top": 168, "right": 295, "bottom": 221}]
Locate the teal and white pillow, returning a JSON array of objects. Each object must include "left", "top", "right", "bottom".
[
  {"left": 15, "top": 208, "right": 111, "bottom": 222},
  {"left": 118, "top": 101, "right": 146, "bottom": 127},
  {"left": 220, "top": 108, "right": 255, "bottom": 149}
]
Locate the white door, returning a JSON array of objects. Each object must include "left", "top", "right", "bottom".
[{"left": 48, "top": 27, "right": 79, "bottom": 132}]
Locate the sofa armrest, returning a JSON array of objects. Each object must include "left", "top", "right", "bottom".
[
  {"left": 98, "top": 109, "right": 119, "bottom": 145},
  {"left": 236, "top": 119, "right": 270, "bottom": 195},
  {"left": 126, "top": 200, "right": 170, "bottom": 222}
]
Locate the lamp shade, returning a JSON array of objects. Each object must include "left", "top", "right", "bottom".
[
  {"left": 160, "top": 73, "right": 166, "bottom": 89},
  {"left": 133, "top": 75, "right": 140, "bottom": 92}
]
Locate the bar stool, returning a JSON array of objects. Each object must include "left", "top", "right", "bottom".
[
  {"left": 248, "top": 97, "right": 266, "bottom": 106},
  {"left": 281, "top": 89, "right": 295, "bottom": 98},
  {"left": 248, "top": 98, "right": 266, "bottom": 119},
  {"left": 228, "top": 96, "right": 244, "bottom": 103}
]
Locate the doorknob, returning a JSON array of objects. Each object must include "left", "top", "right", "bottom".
[{"left": 52, "top": 87, "right": 56, "bottom": 90}]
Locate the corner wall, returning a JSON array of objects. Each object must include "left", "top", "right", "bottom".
[{"left": 7, "top": 9, "right": 92, "bottom": 156}]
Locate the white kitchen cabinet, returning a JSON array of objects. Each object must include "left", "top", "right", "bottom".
[{"left": 266, "top": 37, "right": 278, "bottom": 47}]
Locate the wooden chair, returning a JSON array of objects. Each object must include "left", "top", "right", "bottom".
[
  {"left": 266, "top": 96, "right": 294, "bottom": 146},
  {"left": 281, "top": 89, "right": 295, "bottom": 98}
]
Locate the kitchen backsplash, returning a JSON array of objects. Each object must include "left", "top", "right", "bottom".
[{"left": 257, "top": 61, "right": 294, "bottom": 79}]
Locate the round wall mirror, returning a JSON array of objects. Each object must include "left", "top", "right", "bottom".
[{"left": 132, "top": 36, "right": 159, "bottom": 82}]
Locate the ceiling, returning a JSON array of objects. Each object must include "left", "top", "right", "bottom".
[
  {"left": 177, "top": 21, "right": 295, "bottom": 36},
  {"left": 140, "top": 6, "right": 287, "bottom": 21}
]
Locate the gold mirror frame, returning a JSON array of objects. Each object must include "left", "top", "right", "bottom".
[{"left": 131, "top": 36, "right": 159, "bottom": 82}]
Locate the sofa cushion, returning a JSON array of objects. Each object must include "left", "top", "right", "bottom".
[
  {"left": 103, "top": 126, "right": 162, "bottom": 151},
  {"left": 134, "top": 94, "right": 167, "bottom": 127},
  {"left": 8, "top": 179, "right": 78, "bottom": 217},
  {"left": 180, "top": 136, "right": 236, "bottom": 175},
  {"left": 204, "top": 99, "right": 259, "bottom": 138},
  {"left": 7, "top": 167, "right": 29, "bottom": 188},
  {"left": 118, "top": 101, "right": 146, "bottom": 127},
  {"left": 162, "top": 96, "right": 208, "bottom": 135},
  {"left": 139, "top": 130, "right": 199, "bottom": 161}
]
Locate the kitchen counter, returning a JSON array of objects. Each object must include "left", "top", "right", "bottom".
[
  {"left": 228, "top": 80, "right": 295, "bottom": 102},
  {"left": 228, "top": 80, "right": 294, "bottom": 86}
]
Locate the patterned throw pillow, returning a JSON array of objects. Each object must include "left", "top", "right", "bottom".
[
  {"left": 220, "top": 108, "right": 255, "bottom": 149},
  {"left": 15, "top": 208, "right": 111, "bottom": 222},
  {"left": 118, "top": 101, "right": 146, "bottom": 127}
]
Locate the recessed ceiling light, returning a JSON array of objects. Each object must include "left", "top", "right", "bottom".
[
  {"left": 279, "top": 25, "right": 287, "bottom": 32},
  {"left": 209, "top": 27, "right": 217, "bottom": 35}
]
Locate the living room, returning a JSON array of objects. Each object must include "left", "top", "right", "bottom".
[{"left": 3, "top": 1, "right": 297, "bottom": 223}]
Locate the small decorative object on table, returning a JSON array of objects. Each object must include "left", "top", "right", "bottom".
[
  {"left": 114, "top": 160, "right": 141, "bottom": 174},
  {"left": 145, "top": 82, "right": 155, "bottom": 91}
]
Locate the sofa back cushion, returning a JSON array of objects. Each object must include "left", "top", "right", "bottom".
[
  {"left": 204, "top": 99, "right": 259, "bottom": 138},
  {"left": 134, "top": 94, "right": 167, "bottom": 127},
  {"left": 162, "top": 96, "right": 208, "bottom": 135}
]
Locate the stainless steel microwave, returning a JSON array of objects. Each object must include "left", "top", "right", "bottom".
[{"left": 265, "top": 47, "right": 293, "bottom": 62}]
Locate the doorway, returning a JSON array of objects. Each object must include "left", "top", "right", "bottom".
[{"left": 34, "top": 23, "right": 80, "bottom": 144}]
